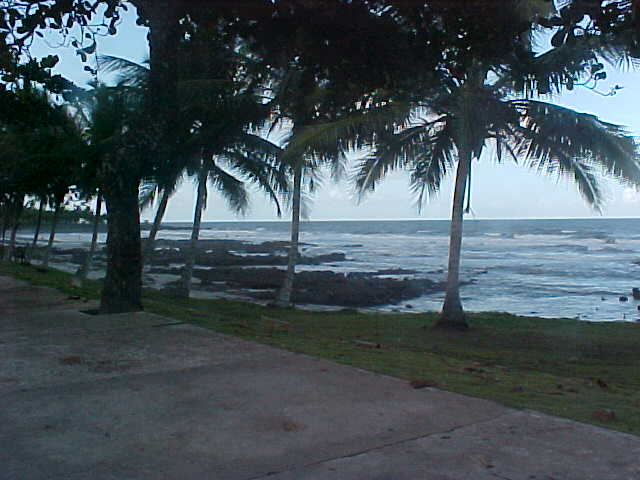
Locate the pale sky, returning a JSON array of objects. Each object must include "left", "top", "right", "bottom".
[{"left": 29, "top": 6, "right": 640, "bottom": 222}]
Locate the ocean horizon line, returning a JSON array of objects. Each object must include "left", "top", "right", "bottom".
[{"left": 152, "top": 216, "right": 640, "bottom": 224}]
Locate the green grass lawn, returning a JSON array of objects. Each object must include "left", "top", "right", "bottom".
[{"left": 3, "top": 261, "right": 640, "bottom": 435}]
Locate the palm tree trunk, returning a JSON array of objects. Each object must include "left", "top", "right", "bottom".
[
  {"left": 42, "top": 199, "right": 62, "bottom": 269},
  {"left": 276, "top": 162, "right": 302, "bottom": 307},
  {"left": 180, "top": 167, "right": 208, "bottom": 296},
  {"left": 8, "top": 197, "right": 24, "bottom": 262},
  {"left": 437, "top": 152, "right": 471, "bottom": 330},
  {"left": 9, "top": 223, "right": 19, "bottom": 261},
  {"left": 31, "top": 199, "right": 45, "bottom": 248},
  {"left": 144, "top": 187, "right": 170, "bottom": 262},
  {"left": 29, "top": 199, "right": 45, "bottom": 262},
  {"left": 2, "top": 205, "right": 10, "bottom": 261},
  {"left": 1, "top": 203, "right": 7, "bottom": 253},
  {"left": 100, "top": 178, "right": 143, "bottom": 314},
  {"left": 78, "top": 192, "right": 103, "bottom": 281}
]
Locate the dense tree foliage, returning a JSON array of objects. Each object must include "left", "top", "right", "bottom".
[
  {"left": 0, "top": 85, "right": 86, "bottom": 260},
  {"left": 1, "top": 0, "right": 639, "bottom": 319}
]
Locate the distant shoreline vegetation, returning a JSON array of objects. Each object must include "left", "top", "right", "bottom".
[{"left": 16, "top": 205, "right": 106, "bottom": 227}]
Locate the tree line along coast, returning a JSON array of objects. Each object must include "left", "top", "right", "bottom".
[{"left": 1, "top": 1, "right": 639, "bottom": 330}]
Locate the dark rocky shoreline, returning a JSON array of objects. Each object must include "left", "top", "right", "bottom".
[{"left": 52, "top": 238, "right": 444, "bottom": 307}]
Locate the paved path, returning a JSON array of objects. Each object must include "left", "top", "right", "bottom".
[{"left": 1, "top": 275, "right": 639, "bottom": 479}]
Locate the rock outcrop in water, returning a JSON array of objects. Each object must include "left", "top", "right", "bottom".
[
  {"left": 148, "top": 265, "right": 443, "bottom": 307},
  {"left": 190, "top": 267, "right": 442, "bottom": 307},
  {"left": 53, "top": 238, "right": 445, "bottom": 307}
]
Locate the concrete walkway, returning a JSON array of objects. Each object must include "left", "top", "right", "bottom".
[{"left": 1, "top": 275, "right": 639, "bottom": 480}]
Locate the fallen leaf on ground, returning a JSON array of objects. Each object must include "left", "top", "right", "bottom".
[
  {"left": 592, "top": 409, "right": 616, "bottom": 422},
  {"left": 410, "top": 379, "right": 439, "bottom": 389},
  {"left": 283, "top": 420, "right": 305, "bottom": 432},
  {"left": 59, "top": 355, "right": 83, "bottom": 365}
]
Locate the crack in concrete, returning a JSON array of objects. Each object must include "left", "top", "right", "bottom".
[
  {"left": 488, "top": 471, "right": 515, "bottom": 480},
  {"left": 245, "top": 410, "right": 513, "bottom": 479}
]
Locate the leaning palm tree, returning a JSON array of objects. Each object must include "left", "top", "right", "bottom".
[
  {"left": 356, "top": 76, "right": 640, "bottom": 329},
  {"left": 178, "top": 155, "right": 248, "bottom": 296},
  {"left": 30, "top": 196, "right": 46, "bottom": 251},
  {"left": 177, "top": 138, "right": 287, "bottom": 297},
  {"left": 139, "top": 172, "right": 183, "bottom": 261}
]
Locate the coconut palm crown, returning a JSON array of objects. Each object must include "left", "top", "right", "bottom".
[{"left": 355, "top": 72, "right": 640, "bottom": 329}]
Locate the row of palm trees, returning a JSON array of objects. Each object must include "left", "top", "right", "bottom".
[
  {"left": 95, "top": 53, "right": 290, "bottom": 299},
  {"left": 2, "top": 1, "right": 640, "bottom": 328},
  {"left": 0, "top": 85, "right": 98, "bottom": 273},
  {"left": 133, "top": 60, "right": 639, "bottom": 329}
]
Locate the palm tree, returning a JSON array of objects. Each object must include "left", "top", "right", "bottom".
[
  {"left": 356, "top": 75, "right": 640, "bottom": 329},
  {"left": 30, "top": 197, "right": 45, "bottom": 253},
  {"left": 99, "top": 53, "right": 289, "bottom": 277},
  {"left": 271, "top": 96, "right": 412, "bottom": 307},
  {"left": 268, "top": 78, "right": 357, "bottom": 307},
  {"left": 76, "top": 191, "right": 103, "bottom": 282},
  {"left": 41, "top": 193, "right": 63, "bottom": 269},
  {"left": 0, "top": 86, "right": 84, "bottom": 265},
  {"left": 139, "top": 178, "right": 180, "bottom": 260},
  {"left": 273, "top": 134, "right": 333, "bottom": 307},
  {"left": 177, "top": 132, "right": 287, "bottom": 297},
  {"left": 178, "top": 156, "right": 247, "bottom": 296},
  {"left": 274, "top": 160, "right": 303, "bottom": 306},
  {"left": 84, "top": 82, "right": 149, "bottom": 313}
]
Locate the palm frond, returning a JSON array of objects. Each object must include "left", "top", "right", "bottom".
[
  {"left": 280, "top": 102, "right": 413, "bottom": 169},
  {"left": 97, "top": 55, "right": 149, "bottom": 87},
  {"left": 492, "top": 130, "right": 520, "bottom": 164},
  {"left": 512, "top": 100, "right": 640, "bottom": 208},
  {"left": 237, "top": 132, "right": 284, "bottom": 158},
  {"left": 304, "top": 163, "right": 324, "bottom": 194},
  {"left": 354, "top": 116, "right": 451, "bottom": 199},
  {"left": 206, "top": 162, "right": 249, "bottom": 215},
  {"left": 299, "top": 188, "right": 314, "bottom": 221},
  {"left": 409, "top": 123, "right": 457, "bottom": 209},
  {"left": 222, "top": 132, "right": 288, "bottom": 216},
  {"left": 569, "top": 161, "right": 602, "bottom": 211},
  {"left": 221, "top": 151, "right": 286, "bottom": 217},
  {"left": 139, "top": 180, "right": 159, "bottom": 210}
]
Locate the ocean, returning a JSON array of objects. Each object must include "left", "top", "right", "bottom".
[{"left": 38, "top": 217, "right": 640, "bottom": 322}]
